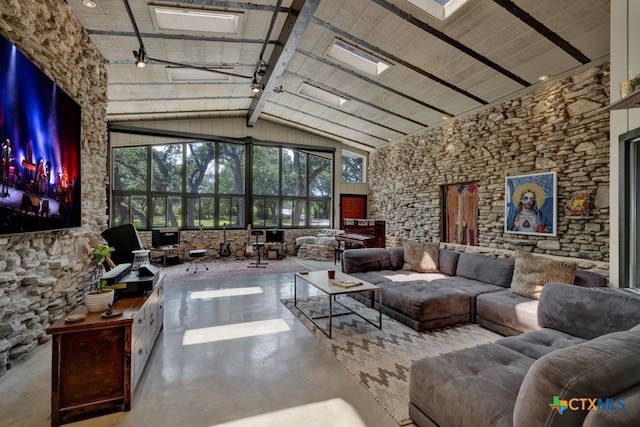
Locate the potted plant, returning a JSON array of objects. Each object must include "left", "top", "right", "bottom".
[{"left": 85, "top": 244, "right": 116, "bottom": 312}]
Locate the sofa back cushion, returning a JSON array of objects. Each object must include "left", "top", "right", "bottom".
[
  {"left": 513, "top": 329, "right": 640, "bottom": 427},
  {"left": 402, "top": 240, "right": 439, "bottom": 273},
  {"left": 573, "top": 269, "right": 608, "bottom": 287},
  {"left": 538, "top": 283, "right": 640, "bottom": 339},
  {"left": 387, "top": 246, "right": 404, "bottom": 270},
  {"left": 456, "top": 252, "right": 515, "bottom": 288},
  {"left": 509, "top": 249, "right": 577, "bottom": 300},
  {"left": 438, "top": 250, "right": 460, "bottom": 276},
  {"left": 341, "top": 248, "right": 391, "bottom": 274}
]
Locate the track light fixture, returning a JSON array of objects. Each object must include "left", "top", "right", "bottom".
[
  {"left": 273, "top": 85, "right": 283, "bottom": 94},
  {"left": 133, "top": 47, "right": 146, "bottom": 68},
  {"left": 251, "top": 79, "right": 263, "bottom": 93},
  {"left": 82, "top": 0, "right": 97, "bottom": 8}
]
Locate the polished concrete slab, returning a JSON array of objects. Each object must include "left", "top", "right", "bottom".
[{"left": 0, "top": 258, "right": 399, "bottom": 427}]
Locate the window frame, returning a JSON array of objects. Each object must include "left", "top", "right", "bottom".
[{"left": 110, "top": 135, "right": 334, "bottom": 231}]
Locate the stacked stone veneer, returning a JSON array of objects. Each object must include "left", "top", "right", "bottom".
[
  {"left": 369, "top": 64, "right": 610, "bottom": 270},
  {"left": 0, "top": 1, "right": 109, "bottom": 376}
]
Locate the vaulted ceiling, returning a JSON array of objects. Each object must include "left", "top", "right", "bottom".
[{"left": 66, "top": 0, "right": 610, "bottom": 151}]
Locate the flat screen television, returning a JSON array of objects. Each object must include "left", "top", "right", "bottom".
[{"left": 0, "top": 35, "right": 81, "bottom": 235}]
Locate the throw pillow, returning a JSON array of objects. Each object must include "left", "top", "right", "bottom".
[
  {"left": 402, "top": 240, "right": 440, "bottom": 273},
  {"left": 509, "top": 249, "right": 577, "bottom": 299}
]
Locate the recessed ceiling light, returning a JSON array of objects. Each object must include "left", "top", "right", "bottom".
[
  {"left": 538, "top": 74, "right": 550, "bottom": 81},
  {"left": 405, "top": 0, "right": 470, "bottom": 21},
  {"left": 326, "top": 40, "right": 390, "bottom": 77},
  {"left": 82, "top": 0, "right": 97, "bottom": 7},
  {"left": 166, "top": 67, "right": 232, "bottom": 82},
  {"left": 151, "top": 6, "right": 242, "bottom": 34},
  {"left": 297, "top": 83, "right": 349, "bottom": 107}
]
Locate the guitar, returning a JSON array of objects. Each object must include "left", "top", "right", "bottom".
[
  {"left": 244, "top": 224, "right": 254, "bottom": 257},
  {"left": 219, "top": 224, "right": 231, "bottom": 257}
]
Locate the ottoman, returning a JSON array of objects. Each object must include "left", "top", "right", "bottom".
[{"left": 378, "top": 281, "right": 472, "bottom": 331}]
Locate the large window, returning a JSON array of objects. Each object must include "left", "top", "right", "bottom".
[
  {"left": 342, "top": 150, "right": 365, "bottom": 182},
  {"left": 111, "top": 139, "right": 331, "bottom": 229}
]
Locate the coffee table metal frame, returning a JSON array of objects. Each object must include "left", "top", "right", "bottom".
[{"left": 294, "top": 270, "right": 382, "bottom": 338}]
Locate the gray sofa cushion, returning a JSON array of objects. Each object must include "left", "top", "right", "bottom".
[
  {"left": 456, "top": 252, "right": 515, "bottom": 288},
  {"left": 379, "top": 281, "right": 470, "bottom": 323},
  {"left": 513, "top": 330, "right": 640, "bottom": 427},
  {"left": 341, "top": 248, "right": 390, "bottom": 273},
  {"left": 574, "top": 269, "right": 608, "bottom": 287},
  {"left": 410, "top": 343, "right": 534, "bottom": 427},
  {"left": 477, "top": 290, "right": 540, "bottom": 334},
  {"left": 387, "top": 246, "right": 404, "bottom": 270},
  {"left": 538, "top": 283, "right": 640, "bottom": 339},
  {"left": 495, "top": 328, "right": 587, "bottom": 359},
  {"left": 583, "top": 384, "right": 640, "bottom": 427},
  {"left": 438, "top": 249, "right": 460, "bottom": 276}
]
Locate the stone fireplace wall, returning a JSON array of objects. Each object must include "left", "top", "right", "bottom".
[
  {"left": 0, "top": 1, "right": 108, "bottom": 376},
  {"left": 369, "top": 63, "right": 610, "bottom": 268}
]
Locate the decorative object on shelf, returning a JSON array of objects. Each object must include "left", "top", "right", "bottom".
[
  {"left": 101, "top": 303, "right": 123, "bottom": 319},
  {"left": 85, "top": 243, "right": 116, "bottom": 312},
  {"left": 131, "top": 249, "right": 150, "bottom": 271},
  {"left": 620, "top": 75, "right": 640, "bottom": 97},
  {"left": 505, "top": 172, "right": 557, "bottom": 236},
  {"left": 565, "top": 191, "right": 591, "bottom": 218}
]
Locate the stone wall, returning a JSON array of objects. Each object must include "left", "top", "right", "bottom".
[
  {"left": 0, "top": 1, "right": 108, "bottom": 376},
  {"left": 369, "top": 64, "right": 610, "bottom": 269}
]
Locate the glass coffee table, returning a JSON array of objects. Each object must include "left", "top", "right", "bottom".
[{"left": 294, "top": 270, "right": 382, "bottom": 338}]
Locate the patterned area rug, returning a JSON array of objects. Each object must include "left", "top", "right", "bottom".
[
  {"left": 161, "top": 256, "right": 310, "bottom": 281},
  {"left": 282, "top": 296, "right": 502, "bottom": 426}
]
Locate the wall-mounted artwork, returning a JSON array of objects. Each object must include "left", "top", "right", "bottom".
[
  {"left": 505, "top": 172, "right": 557, "bottom": 236},
  {"left": 565, "top": 191, "right": 591, "bottom": 218},
  {"left": 442, "top": 181, "right": 479, "bottom": 245}
]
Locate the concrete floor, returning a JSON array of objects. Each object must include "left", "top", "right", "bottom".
[{"left": 0, "top": 257, "right": 399, "bottom": 427}]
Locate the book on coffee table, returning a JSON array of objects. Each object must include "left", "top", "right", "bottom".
[{"left": 331, "top": 280, "right": 363, "bottom": 288}]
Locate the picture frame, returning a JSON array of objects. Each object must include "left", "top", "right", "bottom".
[{"left": 505, "top": 171, "right": 557, "bottom": 236}]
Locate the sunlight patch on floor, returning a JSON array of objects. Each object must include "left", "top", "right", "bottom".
[
  {"left": 209, "top": 398, "right": 367, "bottom": 427},
  {"left": 182, "top": 319, "right": 290, "bottom": 345},
  {"left": 189, "top": 287, "right": 264, "bottom": 299}
]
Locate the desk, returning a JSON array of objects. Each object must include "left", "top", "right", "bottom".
[{"left": 151, "top": 246, "right": 184, "bottom": 266}]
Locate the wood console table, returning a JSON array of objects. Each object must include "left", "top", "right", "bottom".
[{"left": 47, "top": 273, "right": 165, "bottom": 426}]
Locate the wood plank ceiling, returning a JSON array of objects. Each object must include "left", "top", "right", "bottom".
[{"left": 66, "top": 0, "right": 610, "bottom": 151}]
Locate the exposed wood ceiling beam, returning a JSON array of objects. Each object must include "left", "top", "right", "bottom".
[
  {"left": 246, "top": 0, "right": 321, "bottom": 127},
  {"left": 296, "top": 49, "right": 454, "bottom": 117},
  {"left": 370, "top": 0, "right": 531, "bottom": 87},
  {"left": 493, "top": 0, "right": 590, "bottom": 64},
  {"left": 311, "top": 17, "right": 488, "bottom": 106},
  {"left": 285, "top": 71, "right": 430, "bottom": 129}
]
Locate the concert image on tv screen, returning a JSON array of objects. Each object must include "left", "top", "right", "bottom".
[{"left": 0, "top": 35, "right": 82, "bottom": 235}]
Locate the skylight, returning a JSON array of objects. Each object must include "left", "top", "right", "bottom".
[
  {"left": 150, "top": 6, "right": 242, "bottom": 34},
  {"left": 297, "top": 82, "right": 349, "bottom": 107},
  {"left": 166, "top": 67, "right": 232, "bottom": 82},
  {"left": 405, "top": 0, "right": 470, "bottom": 21},
  {"left": 326, "top": 40, "right": 391, "bottom": 77}
]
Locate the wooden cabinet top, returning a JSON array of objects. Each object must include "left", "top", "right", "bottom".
[{"left": 47, "top": 294, "right": 148, "bottom": 334}]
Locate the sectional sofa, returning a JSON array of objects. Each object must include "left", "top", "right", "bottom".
[
  {"left": 341, "top": 245, "right": 640, "bottom": 426},
  {"left": 341, "top": 246, "right": 607, "bottom": 334}
]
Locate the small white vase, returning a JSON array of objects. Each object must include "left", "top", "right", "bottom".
[{"left": 84, "top": 289, "right": 115, "bottom": 312}]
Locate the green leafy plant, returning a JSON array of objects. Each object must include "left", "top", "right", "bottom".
[
  {"left": 630, "top": 75, "right": 640, "bottom": 91},
  {"left": 90, "top": 245, "right": 115, "bottom": 292}
]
